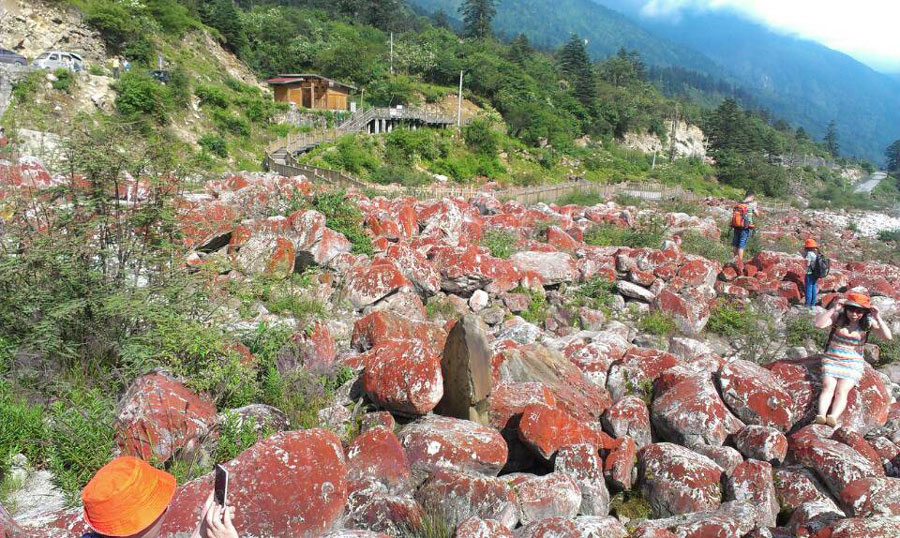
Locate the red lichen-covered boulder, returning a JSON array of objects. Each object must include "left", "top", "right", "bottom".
[
  {"left": 487, "top": 382, "right": 557, "bottom": 431},
  {"left": 518, "top": 404, "right": 615, "bottom": 460},
  {"left": 832, "top": 428, "right": 883, "bottom": 470},
  {"left": 510, "top": 251, "right": 579, "bottom": 285},
  {"left": 789, "top": 426, "right": 885, "bottom": 498},
  {"left": 383, "top": 244, "right": 441, "bottom": 296},
  {"left": 606, "top": 347, "right": 678, "bottom": 403},
  {"left": 1, "top": 504, "right": 25, "bottom": 538},
  {"left": 292, "top": 321, "right": 337, "bottom": 367},
  {"left": 398, "top": 415, "right": 508, "bottom": 478},
  {"left": 650, "top": 376, "right": 744, "bottom": 448},
  {"left": 343, "top": 258, "right": 412, "bottom": 310},
  {"left": 819, "top": 516, "right": 900, "bottom": 537},
  {"left": 345, "top": 427, "right": 411, "bottom": 489},
  {"left": 344, "top": 481, "right": 421, "bottom": 535},
  {"left": 724, "top": 460, "right": 779, "bottom": 527},
  {"left": 546, "top": 226, "right": 580, "bottom": 252},
  {"left": 159, "top": 430, "right": 347, "bottom": 537},
  {"left": 564, "top": 334, "right": 631, "bottom": 390},
  {"left": 676, "top": 257, "right": 720, "bottom": 288},
  {"left": 692, "top": 445, "right": 744, "bottom": 476},
  {"left": 652, "top": 288, "right": 711, "bottom": 336},
  {"left": 493, "top": 344, "right": 612, "bottom": 421},
  {"left": 602, "top": 395, "right": 652, "bottom": 449},
  {"left": 516, "top": 516, "right": 628, "bottom": 538},
  {"left": 453, "top": 517, "right": 515, "bottom": 538},
  {"left": 605, "top": 436, "right": 637, "bottom": 491},
  {"left": 732, "top": 425, "right": 788, "bottom": 464},
  {"left": 718, "top": 359, "right": 794, "bottom": 432},
  {"left": 179, "top": 201, "right": 238, "bottom": 249},
  {"left": 351, "top": 310, "right": 447, "bottom": 358},
  {"left": 508, "top": 472, "right": 582, "bottom": 525},
  {"left": 638, "top": 443, "right": 723, "bottom": 518},
  {"left": 115, "top": 371, "right": 218, "bottom": 463},
  {"left": 631, "top": 502, "right": 758, "bottom": 538},
  {"left": 774, "top": 466, "right": 842, "bottom": 516},
  {"left": 840, "top": 477, "right": 900, "bottom": 517},
  {"left": 555, "top": 443, "right": 610, "bottom": 516},
  {"left": 414, "top": 469, "right": 517, "bottom": 529},
  {"left": 361, "top": 339, "right": 443, "bottom": 416}
]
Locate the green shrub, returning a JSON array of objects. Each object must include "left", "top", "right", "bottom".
[
  {"left": 680, "top": 231, "right": 732, "bottom": 265},
  {"left": 481, "top": 228, "right": 518, "bottom": 259},
  {"left": 640, "top": 311, "right": 677, "bottom": 336},
  {"left": 572, "top": 276, "right": 616, "bottom": 312},
  {"left": 786, "top": 316, "right": 828, "bottom": 349},
  {"left": 302, "top": 191, "right": 373, "bottom": 255},
  {"left": 114, "top": 71, "right": 170, "bottom": 123},
  {"left": 878, "top": 229, "right": 900, "bottom": 242},
  {"left": 51, "top": 68, "right": 75, "bottom": 93},
  {"left": 10, "top": 71, "right": 42, "bottom": 105},
  {"left": 584, "top": 219, "right": 664, "bottom": 248},
  {"left": 425, "top": 296, "right": 459, "bottom": 321},
  {"left": 320, "top": 136, "right": 380, "bottom": 177},
  {"left": 707, "top": 301, "right": 782, "bottom": 364},
  {"left": 215, "top": 412, "right": 272, "bottom": 464},
  {"left": 199, "top": 133, "right": 228, "bottom": 157},
  {"left": 0, "top": 382, "right": 46, "bottom": 478},
  {"left": 238, "top": 97, "right": 279, "bottom": 124},
  {"left": 84, "top": 1, "right": 141, "bottom": 47},
  {"left": 88, "top": 64, "right": 106, "bottom": 76},
  {"left": 213, "top": 109, "right": 251, "bottom": 137},
  {"left": 47, "top": 388, "right": 116, "bottom": 504},
  {"left": 370, "top": 165, "right": 431, "bottom": 187},
  {"left": 520, "top": 288, "right": 549, "bottom": 324},
  {"left": 195, "top": 84, "right": 229, "bottom": 108},
  {"left": 557, "top": 190, "right": 605, "bottom": 206},
  {"left": 707, "top": 302, "right": 755, "bottom": 338},
  {"left": 463, "top": 118, "right": 499, "bottom": 156}
]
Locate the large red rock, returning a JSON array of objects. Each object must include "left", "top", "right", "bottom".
[
  {"left": 516, "top": 516, "right": 628, "bottom": 538},
  {"left": 155, "top": 430, "right": 347, "bottom": 537},
  {"left": 398, "top": 415, "right": 507, "bottom": 478},
  {"left": 343, "top": 258, "right": 412, "bottom": 309},
  {"left": 676, "top": 257, "right": 720, "bottom": 288},
  {"left": 638, "top": 443, "right": 723, "bottom": 518},
  {"left": 508, "top": 472, "right": 582, "bottom": 525},
  {"left": 724, "top": 460, "right": 779, "bottom": 527},
  {"left": 773, "top": 465, "right": 841, "bottom": 517},
  {"left": 518, "top": 404, "right": 615, "bottom": 460},
  {"left": 345, "top": 427, "right": 410, "bottom": 489},
  {"left": 344, "top": 481, "right": 421, "bottom": 535},
  {"left": 733, "top": 424, "right": 788, "bottom": 464},
  {"left": 718, "top": 359, "right": 794, "bottom": 431},
  {"left": 115, "top": 371, "right": 217, "bottom": 463},
  {"left": 361, "top": 339, "right": 443, "bottom": 416},
  {"left": 652, "top": 288, "right": 711, "bottom": 336},
  {"left": 602, "top": 395, "right": 652, "bottom": 449},
  {"left": 605, "top": 436, "right": 637, "bottom": 491},
  {"left": 555, "top": 443, "right": 610, "bottom": 516},
  {"left": 179, "top": 201, "right": 238, "bottom": 249},
  {"left": 430, "top": 244, "right": 520, "bottom": 295},
  {"left": 351, "top": 310, "right": 447, "bottom": 358},
  {"left": 493, "top": 344, "right": 612, "bottom": 422},
  {"left": 1, "top": 504, "right": 25, "bottom": 538},
  {"left": 789, "top": 426, "right": 885, "bottom": 498},
  {"left": 631, "top": 502, "right": 758, "bottom": 538},
  {"left": 292, "top": 321, "right": 337, "bottom": 367},
  {"left": 564, "top": 334, "right": 630, "bottom": 390},
  {"left": 383, "top": 244, "right": 440, "bottom": 296},
  {"left": 487, "top": 382, "right": 557, "bottom": 431},
  {"left": 832, "top": 428, "right": 882, "bottom": 470},
  {"left": 414, "top": 469, "right": 518, "bottom": 528},
  {"left": 692, "top": 445, "right": 743, "bottom": 476},
  {"left": 510, "top": 251, "right": 579, "bottom": 285},
  {"left": 606, "top": 347, "right": 678, "bottom": 403},
  {"left": 820, "top": 516, "right": 900, "bottom": 537},
  {"left": 840, "top": 477, "right": 900, "bottom": 517},
  {"left": 453, "top": 517, "right": 514, "bottom": 538},
  {"left": 650, "top": 376, "right": 743, "bottom": 448}
]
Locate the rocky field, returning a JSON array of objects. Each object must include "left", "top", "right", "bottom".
[{"left": 2, "top": 153, "right": 900, "bottom": 537}]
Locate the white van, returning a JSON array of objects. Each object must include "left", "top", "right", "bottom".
[{"left": 32, "top": 51, "right": 84, "bottom": 72}]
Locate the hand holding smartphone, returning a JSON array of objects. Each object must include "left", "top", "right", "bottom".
[{"left": 214, "top": 464, "right": 229, "bottom": 507}]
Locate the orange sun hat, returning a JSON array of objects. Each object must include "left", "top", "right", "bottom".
[
  {"left": 844, "top": 292, "right": 872, "bottom": 310},
  {"left": 82, "top": 456, "right": 176, "bottom": 537},
  {"left": 804, "top": 238, "right": 818, "bottom": 249}
]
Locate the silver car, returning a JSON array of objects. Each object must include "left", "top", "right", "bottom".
[{"left": 32, "top": 51, "right": 84, "bottom": 72}]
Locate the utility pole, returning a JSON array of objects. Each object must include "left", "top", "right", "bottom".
[
  {"left": 668, "top": 103, "right": 678, "bottom": 163},
  {"left": 390, "top": 33, "right": 394, "bottom": 75},
  {"left": 457, "top": 70, "right": 464, "bottom": 130}
]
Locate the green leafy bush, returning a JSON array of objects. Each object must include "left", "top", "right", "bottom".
[
  {"left": 195, "top": 84, "right": 229, "bottom": 108},
  {"left": 786, "top": 316, "right": 828, "bottom": 349},
  {"left": 213, "top": 109, "right": 251, "bottom": 137},
  {"left": 303, "top": 191, "right": 373, "bottom": 255},
  {"left": 199, "top": 133, "right": 228, "bottom": 157},
  {"left": 640, "top": 311, "right": 677, "bottom": 336},
  {"left": 680, "top": 231, "right": 732, "bottom": 265},
  {"left": 215, "top": 412, "right": 272, "bottom": 464},
  {"left": 519, "top": 288, "right": 549, "bottom": 324},
  {"left": 571, "top": 276, "right": 616, "bottom": 312},
  {"left": 0, "top": 382, "right": 46, "bottom": 478},
  {"left": 463, "top": 118, "right": 499, "bottom": 156},
  {"left": 878, "top": 229, "right": 900, "bottom": 242},
  {"left": 481, "top": 228, "right": 518, "bottom": 259},
  {"left": 584, "top": 219, "right": 664, "bottom": 248},
  {"left": 51, "top": 68, "right": 75, "bottom": 93},
  {"left": 114, "top": 71, "right": 170, "bottom": 123}
]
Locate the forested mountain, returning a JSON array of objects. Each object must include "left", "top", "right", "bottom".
[{"left": 411, "top": 0, "right": 900, "bottom": 164}]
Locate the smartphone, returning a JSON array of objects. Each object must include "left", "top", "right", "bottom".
[{"left": 214, "top": 464, "right": 229, "bottom": 507}]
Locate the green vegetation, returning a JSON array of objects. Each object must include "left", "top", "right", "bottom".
[
  {"left": 639, "top": 311, "right": 677, "bottom": 337},
  {"left": 707, "top": 300, "right": 782, "bottom": 364},
  {"left": 584, "top": 219, "right": 664, "bottom": 248},
  {"left": 518, "top": 288, "right": 549, "bottom": 325},
  {"left": 680, "top": 231, "right": 732, "bottom": 265},
  {"left": 481, "top": 228, "right": 518, "bottom": 259},
  {"left": 214, "top": 413, "right": 273, "bottom": 464},
  {"left": 51, "top": 68, "right": 75, "bottom": 93},
  {"left": 610, "top": 490, "right": 652, "bottom": 522},
  {"left": 878, "top": 229, "right": 900, "bottom": 243},
  {"left": 786, "top": 316, "right": 828, "bottom": 349},
  {"left": 570, "top": 276, "right": 617, "bottom": 314}
]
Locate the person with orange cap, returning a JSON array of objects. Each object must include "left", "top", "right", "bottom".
[
  {"left": 813, "top": 292, "right": 893, "bottom": 426},
  {"left": 802, "top": 238, "right": 820, "bottom": 310},
  {"left": 80, "top": 456, "right": 238, "bottom": 538}
]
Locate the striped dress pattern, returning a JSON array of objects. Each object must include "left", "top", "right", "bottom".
[{"left": 822, "top": 326, "right": 865, "bottom": 383}]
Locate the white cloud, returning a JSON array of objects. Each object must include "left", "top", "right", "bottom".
[{"left": 637, "top": 0, "right": 900, "bottom": 72}]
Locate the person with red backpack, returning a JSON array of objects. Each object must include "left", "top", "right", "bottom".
[{"left": 730, "top": 190, "right": 759, "bottom": 271}]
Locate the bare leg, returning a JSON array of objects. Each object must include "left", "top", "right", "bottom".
[
  {"left": 828, "top": 378, "right": 856, "bottom": 421},
  {"left": 817, "top": 375, "right": 837, "bottom": 418}
]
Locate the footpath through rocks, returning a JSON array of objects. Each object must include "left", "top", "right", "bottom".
[{"left": 2, "top": 161, "right": 900, "bottom": 537}]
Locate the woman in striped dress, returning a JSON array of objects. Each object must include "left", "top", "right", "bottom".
[{"left": 813, "top": 292, "right": 892, "bottom": 426}]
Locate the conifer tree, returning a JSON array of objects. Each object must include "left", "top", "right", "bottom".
[
  {"left": 886, "top": 139, "right": 900, "bottom": 173},
  {"left": 824, "top": 120, "right": 839, "bottom": 157},
  {"left": 558, "top": 34, "right": 596, "bottom": 110},
  {"left": 509, "top": 34, "right": 532, "bottom": 66},
  {"left": 460, "top": 0, "right": 497, "bottom": 39}
]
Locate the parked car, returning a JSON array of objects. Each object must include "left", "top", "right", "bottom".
[
  {"left": 0, "top": 48, "right": 27, "bottom": 67},
  {"left": 32, "top": 51, "right": 84, "bottom": 72}
]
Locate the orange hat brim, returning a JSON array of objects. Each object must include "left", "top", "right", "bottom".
[{"left": 83, "top": 464, "right": 176, "bottom": 537}]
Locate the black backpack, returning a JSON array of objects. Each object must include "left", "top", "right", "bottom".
[{"left": 812, "top": 253, "right": 830, "bottom": 279}]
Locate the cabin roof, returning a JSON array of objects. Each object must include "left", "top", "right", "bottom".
[{"left": 265, "top": 74, "right": 357, "bottom": 91}]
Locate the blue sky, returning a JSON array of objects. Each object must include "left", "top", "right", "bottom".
[{"left": 630, "top": 0, "right": 900, "bottom": 74}]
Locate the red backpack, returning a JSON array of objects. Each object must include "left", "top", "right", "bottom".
[{"left": 731, "top": 203, "right": 752, "bottom": 229}]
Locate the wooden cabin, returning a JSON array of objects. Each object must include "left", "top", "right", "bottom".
[{"left": 266, "top": 74, "right": 356, "bottom": 111}]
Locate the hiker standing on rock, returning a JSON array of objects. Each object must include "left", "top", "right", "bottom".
[
  {"left": 80, "top": 456, "right": 238, "bottom": 538},
  {"left": 730, "top": 190, "right": 759, "bottom": 272},
  {"left": 813, "top": 292, "right": 893, "bottom": 426},
  {"left": 803, "top": 239, "right": 820, "bottom": 310}
]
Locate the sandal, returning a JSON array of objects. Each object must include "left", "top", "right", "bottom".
[
  {"left": 814, "top": 415, "right": 827, "bottom": 425},
  {"left": 826, "top": 416, "right": 837, "bottom": 427}
]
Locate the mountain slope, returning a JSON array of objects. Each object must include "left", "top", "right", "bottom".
[
  {"left": 406, "top": 0, "right": 719, "bottom": 73},
  {"left": 595, "top": 1, "right": 900, "bottom": 163}
]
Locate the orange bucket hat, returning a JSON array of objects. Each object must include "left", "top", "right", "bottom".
[
  {"left": 804, "top": 238, "right": 818, "bottom": 249},
  {"left": 844, "top": 292, "right": 871, "bottom": 310},
  {"left": 82, "top": 457, "right": 176, "bottom": 537}
]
